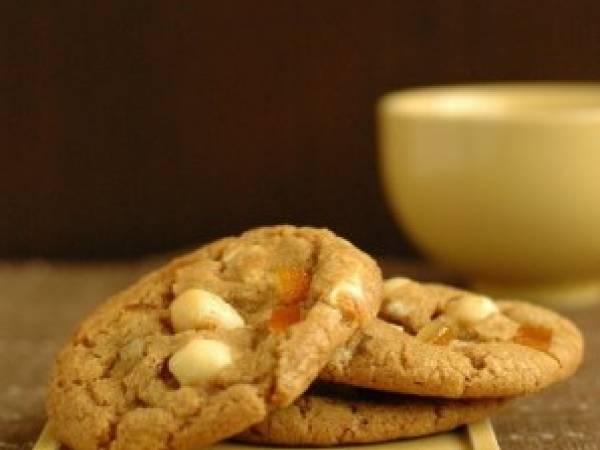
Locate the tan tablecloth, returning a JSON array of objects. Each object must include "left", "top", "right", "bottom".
[{"left": 1, "top": 257, "right": 598, "bottom": 450}]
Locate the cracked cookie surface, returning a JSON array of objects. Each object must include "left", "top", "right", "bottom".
[
  {"left": 320, "top": 279, "right": 583, "bottom": 398},
  {"left": 46, "top": 226, "right": 382, "bottom": 450},
  {"left": 236, "top": 383, "right": 508, "bottom": 445}
]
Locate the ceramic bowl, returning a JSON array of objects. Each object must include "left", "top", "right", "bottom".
[{"left": 378, "top": 83, "right": 600, "bottom": 306}]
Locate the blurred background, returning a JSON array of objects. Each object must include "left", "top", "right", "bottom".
[{"left": 3, "top": 1, "right": 600, "bottom": 259}]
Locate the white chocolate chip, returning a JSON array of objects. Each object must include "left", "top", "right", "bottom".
[
  {"left": 383, "top": 277, "right": 411, "bottom": 297},
  {"left": 381, "top": 299, "right": 410, "bottom": 324},
  {"left": 170, "top": 289, "right": 245, "bottom": 332},
  {"left": 445, "top": 295, "right": 499, "bottom": 325},
  {"left": 328, "top": 275, "right": 364, "bottom": 306},
  {"left": 168, "top": 338, "right": 232, "bottom": 386}
]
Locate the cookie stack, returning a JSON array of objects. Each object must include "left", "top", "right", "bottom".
[{"left": 46, "top": 226, "right": 584, "bottom": 450}]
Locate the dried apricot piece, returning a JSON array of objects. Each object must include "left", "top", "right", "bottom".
[
  {"left": 269, "top": 266, "right": 311, "bottom": 331},
  {"left": 276, "top": 266, "right": 311, "bottom": 305},
  {"left": 269, "top": 304, "right": 303, "bottom": 331},
  {"left": 513, "top": 324, "right": 552, "bottom": 352}
]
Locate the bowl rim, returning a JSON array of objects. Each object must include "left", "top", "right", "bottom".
[{"left": 379, "top": 82, "right": 600, "bottom": 123}]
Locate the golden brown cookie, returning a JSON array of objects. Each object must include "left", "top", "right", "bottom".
[
  {"left": 320, "top": 279, "right": 583, "bottom": 398},
  {"left": 47, "top": 226, "right": 382, "bottom": 450},
  {"left": 237, "top": 383, "right": 508, "bottom": 446}
]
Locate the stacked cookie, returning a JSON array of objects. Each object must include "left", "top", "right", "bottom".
[
  {"left": 240, "top": 279, "right": 583, "bottom": 445},
  {"left": 46, "top": 226, "right": 584, "bottom": 450}
]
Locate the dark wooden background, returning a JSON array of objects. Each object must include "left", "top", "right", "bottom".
[{"left": 2, "top": 1, "right": 600, "bottom": 259}]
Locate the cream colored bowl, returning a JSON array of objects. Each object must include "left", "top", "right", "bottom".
[{"left": 378, "top": 83, "right": 600, "bottom": 306}]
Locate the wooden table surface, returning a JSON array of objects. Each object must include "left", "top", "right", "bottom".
[{"left": 1, "top": 257, "right": 598, "bottom": 450}]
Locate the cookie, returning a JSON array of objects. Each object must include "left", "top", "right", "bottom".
[
  {"left": 237, "top": 383, "right": 508, "bottom": 446},
  {"left": 47, "top": 226, "right": 383, "bottom": 450},
  {"left": 320, "top": 278, "right": 583, "bottom": 398}
]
